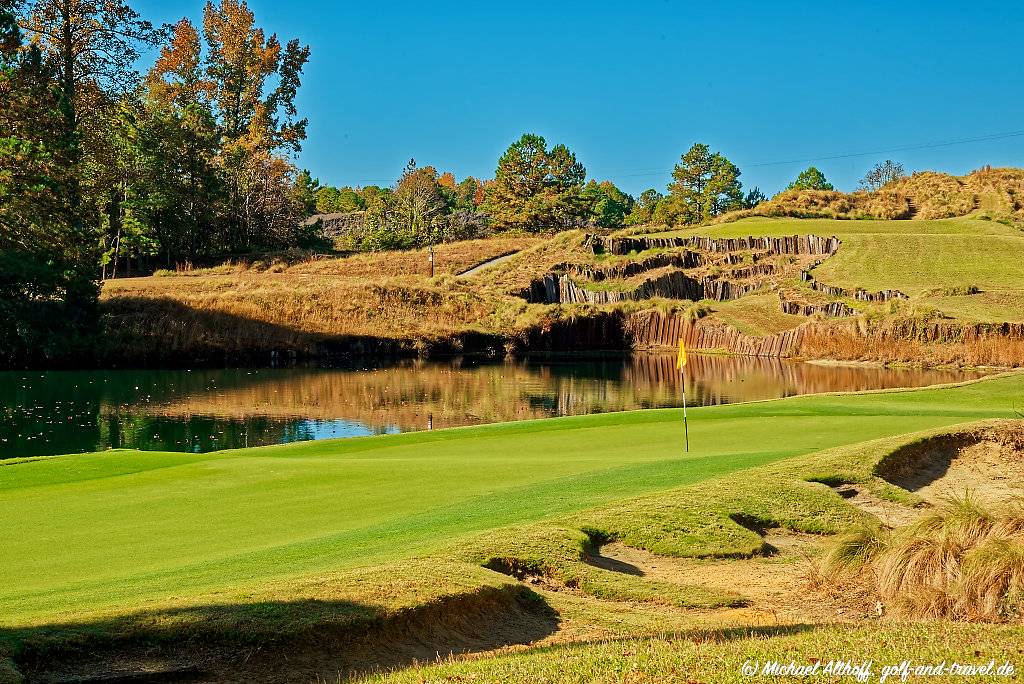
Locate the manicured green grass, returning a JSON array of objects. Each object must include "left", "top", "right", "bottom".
[
  {"left": 2, "top": 373, "right": 1021, "bottom": 628},
  {"left": 703, "top": 291, "right": 806, "bottom": 335},
  {"left": 652, "top": 216, "right": 1024, "bottom": 320}
]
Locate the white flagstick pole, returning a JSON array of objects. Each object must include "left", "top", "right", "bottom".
[{"left": 682, "top": 366, "right": 689, "bottom": 452}]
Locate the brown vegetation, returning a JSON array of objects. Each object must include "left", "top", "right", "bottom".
[
  {"left": 709, "top": 167, "right": 1024, "bottom": 226},
  {"left": 824, "top": 423, "right": 1024, "bottom": 622},
  {"left": 290, "top": 236, "right": 542, "bottom": 278},
  {"left": 826, "top": 496, "right": 1024, "bottom": 621},
  {"left": 797, "top": 320, "right": 1024, "bottom": 367}
]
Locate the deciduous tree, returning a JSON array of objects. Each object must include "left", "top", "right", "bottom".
[{"left": 860, "top": 159, "right": 906, "bottom": 191}]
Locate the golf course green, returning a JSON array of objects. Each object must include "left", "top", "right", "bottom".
[{"left": 2, "top": 371, "right": 1021, "bottom": 629}]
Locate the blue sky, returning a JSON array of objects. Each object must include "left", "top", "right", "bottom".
[{"left": 135, "top": 0, "right": 1024, "bottom": 196}]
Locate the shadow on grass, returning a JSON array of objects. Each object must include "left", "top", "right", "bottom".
[{"left": 4, "top": 585, "right": 558, "bottom": 683}]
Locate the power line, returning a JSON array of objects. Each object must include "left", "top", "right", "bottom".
[{"left": 615, "top": 129, "right": 1024, "bottom": 179}]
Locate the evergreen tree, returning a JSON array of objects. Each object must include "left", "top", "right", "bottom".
[
  {"left": 0, "top": 8, "right": 98, "bottom": 364},
  {"left": 486, "top": 133, "right": 589, "bottom": 231},
  {"left": 667, "top": 143, "right": 743, "bottom": 224},
  {"left": 787, "top": 166, "right": 833, "bottom": 191}
]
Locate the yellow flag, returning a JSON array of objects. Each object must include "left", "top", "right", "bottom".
[{"left": 676, "top": 338, "right": 687, "bottom": 369}]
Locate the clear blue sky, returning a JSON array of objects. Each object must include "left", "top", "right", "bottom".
[{"left": 136, "top": 0, "right": 1024, "bottom": 197}]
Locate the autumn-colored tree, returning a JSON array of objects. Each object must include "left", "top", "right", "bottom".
[
  {"left": 487, "top": 133, "right": 589, "bottom": 231},
  {"left": 667, "top": 143, "right": 743, "bottom": 224},
  {"left": 145, "top": 18, "right": 208, "bottom": 110},
  {"left": 144, "top": 0, "right": 311, "bottom": 253},
  {"left": 437, "top": 171, "right": 456, "bottom": 190}
]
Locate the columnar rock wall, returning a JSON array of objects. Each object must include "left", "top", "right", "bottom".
[
  {"left": 572, "top": 251, "right": 704, "bottom": 281},
  {"left": 593, "top": 234, "right": 840, "bottom": 256},
  {"left": 626, "top": 311, "right": 810, "bottom": 358},
  {"left": 524, "top": 272, "right": 766, "bottom": 305},
  {"left": 779, "top": 295, "right": 856, "bottom": 318},
  {"left": 799, "top": 268, "right": 909, "bottom": 303}
]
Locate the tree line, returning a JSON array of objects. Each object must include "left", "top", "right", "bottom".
[
  {"left": 0, "top": 0, "right": 908, "bottom": 365},
  {"left": 302, "top": 135, "right": 905, "bottom": 249},
  {"left": 1, "top": 0, "right": 315, "bottom": 362}
]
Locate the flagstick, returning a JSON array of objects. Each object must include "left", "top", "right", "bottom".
[{"left": 681, "top": 367, "right": 689, "bottom": 452}]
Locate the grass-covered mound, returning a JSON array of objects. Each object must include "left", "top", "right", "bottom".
[
  {"left": 638, "top": 213, "right": 1024, "bottom": 365},
  {"left": 709, "top": 167, "right": 1024, "bottom": 225}
]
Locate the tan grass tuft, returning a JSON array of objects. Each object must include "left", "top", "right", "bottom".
[{"left": 827, "top": 494, "right": 1024, "bottom": 621}]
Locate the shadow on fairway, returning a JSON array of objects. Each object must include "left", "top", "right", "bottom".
[{"left": 4, "top": 584, "right": 558, "bottom": 683}]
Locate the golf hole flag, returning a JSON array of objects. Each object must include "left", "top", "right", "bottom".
[{"left": 677, "top": 337, "right": 689, "bottom": 451}]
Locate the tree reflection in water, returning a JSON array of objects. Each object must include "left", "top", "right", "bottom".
[{"left": 0, "top": 356, "right": 988, "bottom": 458}]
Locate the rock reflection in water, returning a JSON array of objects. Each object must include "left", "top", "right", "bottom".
[{"left": 0, "top": 355, "right": 987, "bottom": 458}]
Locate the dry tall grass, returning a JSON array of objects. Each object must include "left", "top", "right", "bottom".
[
  {"left": 798, "top": 323, "right": 1024, "bottom": 367},
  {"left": 825, "top": 496, "right": 1024, "bottom": 621},
  {"left": 709, "top": 167, "right": 1024, "bottom": 226},
  {"left": 288, "top": 236, "right": 542, "bottom": 278},
  {"left": 102, "top": 273, "right": 514, "bottom": 358}
]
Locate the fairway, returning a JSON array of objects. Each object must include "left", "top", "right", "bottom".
[
  {"left": 2, "top": 373, "right": 1021, "bottom": 626},
  {"left": 655, "top": 216, "right": 1024, "bottom": 320}
]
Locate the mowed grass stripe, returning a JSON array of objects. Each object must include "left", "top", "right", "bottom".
[{"left": 1, "top": 373, "right": 1020, "bottom": 624}]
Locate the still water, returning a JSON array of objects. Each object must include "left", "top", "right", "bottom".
[{"left": 0, "top": 355, "right": 988, "bottom": 459}]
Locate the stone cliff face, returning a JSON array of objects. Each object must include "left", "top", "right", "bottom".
[
  {"left": 591, "top": 234, "right": 841, "bottom": 257},
  {"left": 626, "top": 311, "right": 810, "bottom": 358},
  {"left": 520, "top": 234, "right": 827, "bottom": 307}
]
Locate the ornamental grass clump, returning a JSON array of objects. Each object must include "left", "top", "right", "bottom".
[{"left": 825, "top": 495, "right": 1024, "bottom": 621}]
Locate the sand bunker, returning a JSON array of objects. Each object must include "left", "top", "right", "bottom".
[{"left": 875, "top": 421, "right": 1024, "bottom": 506}]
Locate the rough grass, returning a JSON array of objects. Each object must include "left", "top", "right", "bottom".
[
  {"left": 704, "top": 292, "right": 806, "bottom": 336},
  {"left": 826, "top": 495, "right": 1024, "bottom": 621},
  {"left": 287, "top": 236, "right": 543, "bottom": 278},
  {"left": 102, "top": 274, "right": 508, "bottom": 357},
  {"left": 99, "top": 234, "right": 602, "bottom": 359},
  {"left": 365, "top": 622, "right": 1024, "bottom": 683},
  {"left": 798, "top": 325, "right": 1024, "bottom": 367}
]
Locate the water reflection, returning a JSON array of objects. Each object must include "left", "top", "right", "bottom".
[{"left": 0, "top": 355, "right": 987, "bottom": 458}]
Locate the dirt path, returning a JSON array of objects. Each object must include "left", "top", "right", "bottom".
[{"left": 456, "top": 251, "right": 521, "bottom": 277}]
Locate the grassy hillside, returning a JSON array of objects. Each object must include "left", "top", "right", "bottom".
[
  {"left": 369, "top": 623, "right": 1024, "bottom": 683},
  {"left": 668, "top": 216, "right": 1024, "bottom": 308},
  {"left": 94, "top": 168, "right": 1024, "bottom": 367}
]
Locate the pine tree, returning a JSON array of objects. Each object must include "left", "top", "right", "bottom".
[{"left": 667, "top": 143, "right": 744, "bottom": 224}]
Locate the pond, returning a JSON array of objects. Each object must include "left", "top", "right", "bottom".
[{"left": 0, "top": 355, "right": 989, "bottom": 459}]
